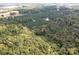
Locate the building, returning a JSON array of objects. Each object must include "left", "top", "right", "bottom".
[{"left": 45, "top": 17, "right": 50, "bottom": 21}]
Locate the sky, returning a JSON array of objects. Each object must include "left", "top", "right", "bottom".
[{"left": 0, "top": 0, "right": 79, "bottom": 3}]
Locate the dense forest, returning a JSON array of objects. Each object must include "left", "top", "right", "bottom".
[{"left": 0, "top": 5, "right": 79, "bottom": 55}]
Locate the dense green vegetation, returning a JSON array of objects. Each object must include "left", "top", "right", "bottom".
[{"left": 0, "top": 5, "right": 79, "bottom": 55}]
